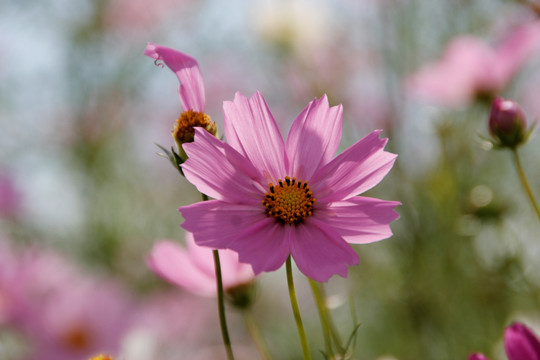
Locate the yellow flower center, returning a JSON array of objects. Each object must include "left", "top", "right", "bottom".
[
  {"left": 172, "top": 109, "right": 216, "bottom": 144},
  {"left": 89, "top": 355, "right": 113, "bottom": 360},
  {"left": 262, "top": 176, "right": 316, "bottom": 225}
]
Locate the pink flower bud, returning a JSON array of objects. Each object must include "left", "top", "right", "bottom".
[
  {"left": 504, "top": 322, "right": 540, "bottom": 360},
  {"left": 489, "top": 96, "right": 527, "bottom": 148},
  {"left": 468, "top": 353, "right": 490, "bottom": 360}
]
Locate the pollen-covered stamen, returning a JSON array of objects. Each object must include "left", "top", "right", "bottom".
[
  {"left": 262, "top": 176, "right": 316, "bottom": 225},
  {"left": 172, "top": 109, "right": 216, "bottom": 144}
]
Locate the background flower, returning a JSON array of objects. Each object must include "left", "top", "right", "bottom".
[{"left": 147, "top": 232, "right": 255, "bottom": 297}]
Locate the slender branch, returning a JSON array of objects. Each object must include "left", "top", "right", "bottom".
[
  {"left": 511, "top": 149, "right": 540, "bottom": 222},
  {"left": 286, "top": 256, "right": 312, "bottom": 360},
  {"left": 243, "top": 310, "right": 274, "bottom": 360}
]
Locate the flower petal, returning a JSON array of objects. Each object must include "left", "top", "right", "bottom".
[
  {"left": 146, "top": 240, "right": 216, "bottom": 297},
  {"left": 290, "top": 219, "right": 359, "bottom": 282},
  {"left": 505, "top": 322, "right": 540, "bottom": 360},
  {"left": 182, "top": 128, "right": 266, "bottom": 204},
  {"left": 184, "top": 232, "right": 255, "bottom": 290},
  {"left": 179, "top": 200, "right": 290, "bottom": 275},
  {"left": 311, "top": 130, "right": 396, "bottom": 203},
  {"left": 228, "top": 220, "right": 291, "bottom": 275},
  {"left": 316, "top": 197, "right": 400, "bottom": 244},
  {"left": 223, "top": 92, "right": 287, "bottom": 183},
  {"left": 144, "top": 42, "right": 205, "bottom": 112},
  {"left": 286, "top": 95, "right": 343, "bottom": 180}
]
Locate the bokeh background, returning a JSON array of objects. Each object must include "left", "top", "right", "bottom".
[{"left": 1, "top": 0, "right": 540, "bottom": 359}]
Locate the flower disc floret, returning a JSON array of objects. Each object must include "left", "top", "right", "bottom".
[
  {"left": 263, "top": 176, "right": 315, "bottom": 225},
  {"left": 172, "top": 110, "right": 216, "bottom": 144}
]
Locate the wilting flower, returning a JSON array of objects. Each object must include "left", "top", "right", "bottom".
[
  {"left": 468, "top": 321, "right": 540, "bottom": 360},
  {"left": 144, "top": 43, "right": 217, "bottom": 156},
  {"left": 408, "top": 22, "right": 540, "bottom": 106},
  {"left": 147, "top": 232, "right": 255, "bottom": 297},
  {"left": 179, "top": 92, "right": 400, "bottom": 282},
  {"left": 488, "top": 96, "right": 528, "bottom": 148}
]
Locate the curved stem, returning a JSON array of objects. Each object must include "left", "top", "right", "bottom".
[
  {"left": 308, "top": 279, "right": 335, "bottom": 359},
  {"left": 512, "top": 149, "right": 540, "bottom": 222},
  {"left": 243, "top": 310, "right": 274, "bottom": 360},
  {"left": 213, "top": 250, "right": 235, "bottom": 360},
  {"left": 286, "top": 256, "right": 312, "bottom": 360}
]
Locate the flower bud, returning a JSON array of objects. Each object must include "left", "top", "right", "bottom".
[
  {"left": 225, "top": 282, "right": 256, "bottom": 309},
  {"left": 489, "top": 96, "right": 527, "bottom": 148}
]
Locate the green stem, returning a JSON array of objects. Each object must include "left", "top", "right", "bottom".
[
  {"left": 286, "top": 256, "right": 312, "bottom": 360},
  {"left": 308, "top": 279, "right": 335, "bottom": 359},
  {"left": 243, "top": 310, "right": 274, "bottom": 360},
  {"left": 320, "top": 283, "right": 344, "bottom": 352},
  {"left": 348, "top": 293, "right": 359, "bottom": 353},
  {"left": 512, "top": 149, "right": 540, "bottom": 222},
  {"left": 213, "top": 250, "right": 235, "bottom": 360},
  {"left": 202, "top": 192, "right": 235, "bottom": 360}
]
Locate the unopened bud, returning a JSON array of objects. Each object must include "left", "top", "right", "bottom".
[
  {"left": 225, "top": 282, "right": 256, "bottom": 309},
  {"left": 488, "top": 97, "right": 527, "bottom": 148}
]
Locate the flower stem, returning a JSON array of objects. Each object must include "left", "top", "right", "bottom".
[
  {"left": 243, "top": 310, "right": 274, "bottom": 360},
  {"left": 511, "top": 148, "right": 540, "bottom": 222},
  {"left": 202, "top": 193, "right": 235, "bottom": 360},
  {"left": 308, "top": 279, "right": 335, "bottom": 359},
  {"left": 286, "top": 256, "right": 312, "bottom": 360},
  {"left": 213, "top": 249, "right": 235, "bottom": 360},
  {"left": 321, "top": 283, "right": 344, "bottom": 352}
]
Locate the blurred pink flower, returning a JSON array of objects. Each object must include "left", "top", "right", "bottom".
[
  {"left": 468, "top": 321, "right": 540, "bottom": 360},
  {"left": 123, "top": 292, "right": 217, "bottom": 360},
  {"left": 0, "top": 239, "right": 18, "bottom": 325},
  {"left": 105, "top": 0, "right": 192, "bottom": 31},
  {"left": 7, "top": 248, "right": 133, "bottom": 360},
  {"left": 0, "top": 171, "right": 22, "bottom": 219},
  {"left": 469, "top": 354, "right": 490, "bottom": 360},
  {"left": 147, "top": 232, "right": 255, "bottom": 297},
  {"left": 408, "top": 21, "right": 540, "bottom": 106},
  {"left": 179, "top": 92, "right": 400, "bottom": 282}
]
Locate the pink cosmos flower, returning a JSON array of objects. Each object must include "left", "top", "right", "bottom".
[
  {"left": 179, "top": 91, "right": 400, "bottom": 282},
  {"left": 468, "top": 322, "right": 540, "bottom": 360},
  {"left": 408, "top": 21, "right": 540, "bottom": 106},
  {"left": 147, "top": 232, "right": 255, "bottom": 297}
]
